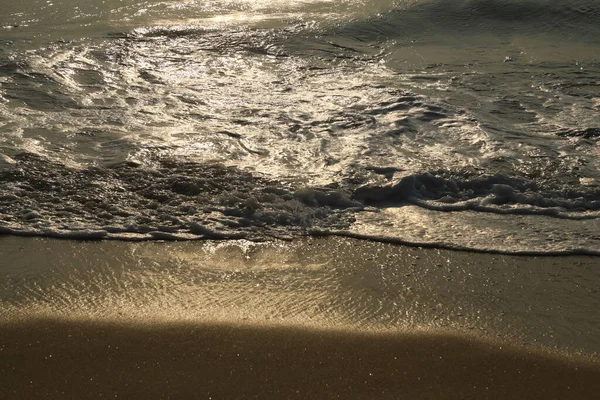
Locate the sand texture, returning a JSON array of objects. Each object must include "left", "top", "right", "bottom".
[
  {"left": 1, "top": 235, "right": 599, "bottom": 398},
  {"left": 1, "top": 319, "right": 599, "bottom": 400}
]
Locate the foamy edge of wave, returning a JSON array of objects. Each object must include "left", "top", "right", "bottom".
[{"left": 2, "top": 153, "right": 600, "bottom": 255}]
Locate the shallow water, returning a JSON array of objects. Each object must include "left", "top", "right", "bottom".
[
  {"left": 2, "top": 236, "right": 600, "bottom": 355},
  {"left": 1, "top": 0, "right": 599, "bottom": 253}
]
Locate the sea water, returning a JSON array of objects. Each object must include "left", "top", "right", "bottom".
[{"left": 1, "top": 0, "right": 599, "bottom": 254}]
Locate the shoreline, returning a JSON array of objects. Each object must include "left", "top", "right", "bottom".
[{"left": 2, "top": 229, "right": 600, "bottom": 257}]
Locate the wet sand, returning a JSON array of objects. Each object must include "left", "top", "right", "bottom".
[
  {"left": 1, "top": 318, "right": 599, "bottom": 399},
  {"left": 1, "top": 235, "right": 600, "bottom": 398}
]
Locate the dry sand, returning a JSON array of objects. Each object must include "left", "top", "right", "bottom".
[
  {"left": 1, "top": 318, "right": 599, "bottom": 399},
  {"left": 1, "top": 235, "right": 599, "bottom": 398}
]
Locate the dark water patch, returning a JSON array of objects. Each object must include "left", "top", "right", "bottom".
[
  {"left": 552, "top": 80, "right": 600, "bottom": 99},
  {"left": 0, "top": 66, "right": 80, "bottom": 111},
  {"left": 488, "top": 97, "right": 538, "bottom": 124},
  {"left": 332, "top": 0, "right": 600, "bottom": 44},
  {"left": 556, "top": 127, "right": 600, "bottom": 139},
  {"left": 0, "top": 61, "right": 23, "bottom": 76}
]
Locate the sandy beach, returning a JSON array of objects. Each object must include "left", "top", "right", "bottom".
[
  {"left": 1, "top": 318, "right": 599, "bottom": 399},
  {"left": 2, "top": 0, "right": 600, "bottom": 397},
  {"left": 1, "top": 235, "right": 600, "bottom": 398}
]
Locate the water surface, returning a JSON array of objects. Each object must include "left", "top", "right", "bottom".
[{"left": 1, "top": 0, "right": 600, "bottom": 253}]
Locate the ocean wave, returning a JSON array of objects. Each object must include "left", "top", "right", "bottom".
[
  {"left": 0, "top": 153, "right": 360, "bottom": 241},
  {"left": 1, "top": 153, "right": 599, "bottom": 254},
  {"left": 353, "top": 171, "right": 600, "bottom": 219}
]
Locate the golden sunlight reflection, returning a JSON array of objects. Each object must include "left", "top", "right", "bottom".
[
  {"left": 4, "top": 236, "right": 600, "bottom": 356},
  {"left": 130, "top": 0, "right": 394, "bottom": 30}
]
